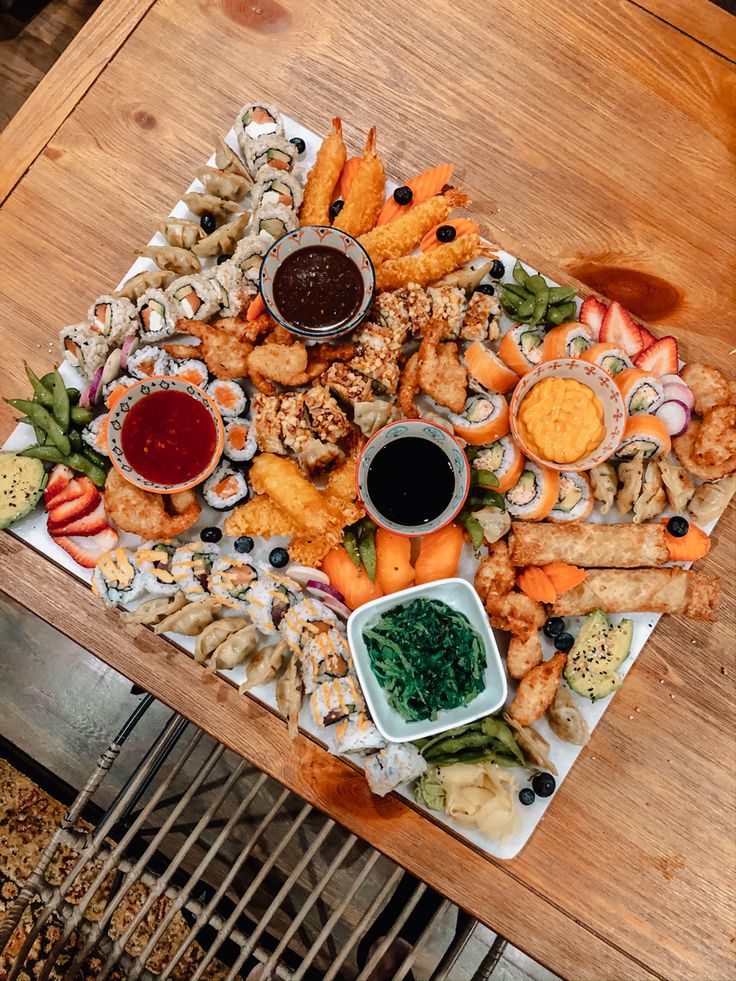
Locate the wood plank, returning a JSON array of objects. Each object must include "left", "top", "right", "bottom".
[
  {"left": 631, "top": 0, "right": 736, "bottom": 60},
  {"left": 0, "top": 0, "right": 155, "bottom": 204},
  {"left": 0, "top": 534, "right": 656, "bottom": 981}
]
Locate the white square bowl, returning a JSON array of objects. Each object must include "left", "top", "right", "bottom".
[{"left": 347, "top": 578, "right": 508, "bottom": 743}]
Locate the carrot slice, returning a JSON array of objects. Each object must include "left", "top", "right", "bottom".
[
  {"left": 542, "top": 562, "right": 586, "bottom": 594},
  {"left": 517, "top": 566, "right": 557, "bottom": 604},
  {"left": 246, "top": 293, "right": 266, "bottom": 321},
  {"left": 376, "top": 528, "right": 415, "bottom": 594},
  {"left": 414, "top": 523, "right": 465, "bottom": 585},
  {"left": 338, "top": 156, "right": 361, "bottom": 201},
  {"left": 420, "top": 219, "right": 479, "bottom": 253},
  {"left": 321, "top": 546, "right": 384, "bottom": 609},
  {"left": 376, "top": 164, "right": 454, "bottom": 225},
  {"left": 661, "top": 519, "right": 711, "bottom": 562}
]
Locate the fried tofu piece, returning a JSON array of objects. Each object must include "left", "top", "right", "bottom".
[
  {"left": 252, "top": 394, "right": 285, "bottom": 453},
  {"left": 507, "top": 631, "right": 543, "bottom": 681},
  {"left": 321, "top": 363, "right": 375, "bottom": 406},
  {"left": 304, "top": 385, "right": 352, "bottom": 443},
  {"left": 507, "top": 652, "right": 566, "bottom": 726},
  {"left": 680, "top": 363, "right": 736, "bottom": 416},
  {"left": 418, "top": 322, "right": 468, "bottom": 413}
]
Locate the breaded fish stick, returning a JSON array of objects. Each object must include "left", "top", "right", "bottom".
[
  {"left": 375, "top": 233, "right": 493, "bottom": 291},
  {"left": 359, "top": 189, "right": 469, "bottom": 265},
  {"left": 333, "top": 127, "right": 385, "bottom": 237},
  {"left": 300, "top": 117, "right": 346, "bottom": 227},
  {"left": 508, "top": 521, "right": 669, "bottom": 568}
]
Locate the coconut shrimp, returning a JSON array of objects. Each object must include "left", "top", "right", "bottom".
[
  {"left": 358, "top": 189, "right": 469, "bottom": 265},
  {"left": 333, "top": 127, "right": 385, "bottom": 237},
  {"left": 375, "top": 233, "right": 493, "bottom": 291},
  {"left": 299, "top": 117, "right": 346, "bottom": 226}
]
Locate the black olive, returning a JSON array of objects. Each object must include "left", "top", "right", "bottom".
[
  {"left": 201, "top": 526, "right": 222, "bottom": 543},
  {"left": 269, "top": 547, "right": 289, "bottom": 568},
  {"left": 216, "top": 253, "right": 232, "bottom": 265},
  {"left": 519, "top": 787, "right": 536, "bottom": 806},
  {"left": 475, "top": 283, "right": 495, "bottom": 296},
  {"left": 200, "top": 212, "right": 216, "bottom": 234},
  {"left": 234, "top": 535, "right": 254, "bottom": 553},
  {"left": 531, "top": 772, "right": 556, "bottom": 798},
  {"left": 393, "top": 185, "right": 413, "bottom": 205},
  {"left": 290, "top": 137, "right": 306, "bottom": 155},
  {"left": 329, "top": 199, "right": 344, "bottom": 222},
  {"left": 554, "top": 632, "right": 575, "bottom": 653},
  {"left": 543, "top": 616, "right": 565, "bottom": 639},
  {"left": 667, "top": 516, "right": 689, "bottom": 538},
  {"left": 436, "top": 224, "right": 456, "bottom": 243},
  {"left": 490, "top": 258, "right": 505, "bottom": 279}
]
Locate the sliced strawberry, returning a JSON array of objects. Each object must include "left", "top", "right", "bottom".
[
  {"left": 599, "top": 300, "right": 644, "bottom": 357},
  {"left": 637, "top": 324, "right": 657, "bottom": 349},
  {"left": 45, "top": 477, "right": 85, "bottom": 510},
  {"left": 579, "top": 296, "right": 607, "bottom": 341},
  {"left": 50, "top": 501, "right": 108, "bottom": 537},
  {"left": 47, "top": 479, "right": 99, "bottom": 527},
  {"left": 44, "top": 465, "right": 75, "bottom": 507},
  {"left": 52, "top": 527, "right": 119, "bottom": 569},
  {"left": 634, "top": 336, "right": 679, "bottom": 377}
]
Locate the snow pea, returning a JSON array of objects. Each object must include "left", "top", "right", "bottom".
[
  {"left": 458, "top": 510, "right": 484, "bottom": 549},
  {"left": 471, "top": 469, "right": 500, "bottom": 488},
  {"left": 358, "top": 518, "right": 377, "bottom": 582}
]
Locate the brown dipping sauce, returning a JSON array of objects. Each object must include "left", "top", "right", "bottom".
[{"left": 272, "top": 245, "right": 363, "bottom": 332}]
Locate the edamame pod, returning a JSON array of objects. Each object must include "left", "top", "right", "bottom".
[
  {"left": 525, "top": 274, "right": 548, "bottom": 295},
  {"left": 24, "top": 363, "right": 53, "bottom": 408},
  {"left": 20, "top": 445, "right": 65, "bottom": 463},
  {"left": 66, "top": 453, "right": 107, "bottom": 488},
  {"left": 6, "top": 400, "right": 71, "bottom": 456},
  {"left": 46, "top": 371, "right": 70, "bottom": 432},
  {"left": 512, "top": 260, "right": 529, "bottom": 286},
  {"left": 70, "top": 406, "right": 94, "bottom": 426},
  {"left": 547, "top": 286, "right": 577, "bottom": 303},
  {"left": 516, "top": 297, "right": 535, "bottom": 319}
]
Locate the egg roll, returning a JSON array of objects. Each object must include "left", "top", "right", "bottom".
[
  {"left": 550, "top": 569, "right": 721, "bottom": 621},
  {"left": 508, "top": 522, "right": 669, "bottom": 569}
]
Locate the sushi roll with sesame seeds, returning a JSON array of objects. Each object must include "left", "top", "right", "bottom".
[
  {"left": 203, "top": 460, "right": 249, "bottom": 511},
  {"left": 251, "top": 202, "right": 298, "bottom": 243},
  {"left": 235, "top": 101, "right": 284, "bottom": 151},
  {"left": 232, "top": 236, "right": 270, "bottom": 283},
  {"left": 206, "top": 262, "right": 254, "bottom": 319},
  {"left": 135, "top": 540, "right": 179, "bottom": 596},
  {"left": 168, "top": 273, "right": 220, "bottom": 321},
  {"left": 206, "top": 380, "right": 248, "bottom": 417},
  {"left": 87, "top": 295, "right": 137, "bottom": 345},
  {"left": 128, "top": 345, "right": 171, "bottom": 380},
  {"left": 251, "top": 166, "right": 304, "bottom": 212},
  {"left": 81, "top": 413, "right": 110, "bottom": 458},
  {"left": 136, "top": 288, "right": 180, "bottom": 343},
  {"left": 209, "top": 554, "right": 260, "bottom": 612},
  {"left": 60, "top": 323, "right": 112, "bottom": 380},
  {"left": 244, "top": 133, "right": 297, "bottom": 180},
  {"left": 247, "top": 573, "right": 304, "bottom": 634},
  {"left": 223, "top": 417, "right": 257, "bottom": 462},
  {"left": 171, "top": 541, "right": 220, "bottom": 601},
  {"left": 173, "top": 358, "right": 209, "bottom": 388}
]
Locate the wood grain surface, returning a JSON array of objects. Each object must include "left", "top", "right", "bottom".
[
  {"left": 0, "top": 0, "right": 734, "bottom": 978},
  {"left": 634, "top": 0, "right": 736, "bottom": 60}
]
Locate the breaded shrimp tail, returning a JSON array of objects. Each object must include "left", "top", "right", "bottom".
[
  {"left": 376, "top": 233, "right": 492, "bottom": 291},
  {"left": 299, "top": 117, "right": 346, "bottom": 227},
  {"left": 358, "top": 188, "right": 470, "bottom": 265},
  {"left": 333, "top": 126, "right": 386, "bottom": 237}
]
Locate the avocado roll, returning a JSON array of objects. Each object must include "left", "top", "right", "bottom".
[
  {"left": 223, "top": 417, "right": 257, "bottom": 462},
  {"left": 136, "top": 288, "right": 179, "bottom": 342},
  {"left": 203, "top": 461, "right": 249, "bottom": 510},
  {"left": 232, "top": 235, "right": 270, "bottom": 282},
  {"left": 60, "top": 323, "right": 111, "bottom": 380},
  {"left": 92, "top": 547, "right": 144, "bottom": 607},
  {"left": 299, "top": 627, "right": 351, "bottom": 693},
  {"left": 334, "top": 713, "right": 385, "bottom": 755},
  {"left": 136, "top": 540, "right": 179, "bottom": 595},
  {"left": 244, "top": 134, "right": 298, "bottom": 179},
  {"left": 251, "top": 166, "right": 304, "bottom": 212},
  {"left": 235, "top": 101, "right": 284, "bottom": 153},
  {"left": 505, "top": 460, "right": 561, "bottom": 520},
  {"left": 87, "top": 295, "right": 136, "bottom": 345},
  {"left": 252, "top": 202, "right": 298, "bottom": 243},
  {"left": 549, "top": 471, "right": 594, "bottom": 522},
  {"left": 210, "top": 554, "right": 259, "bottom": 612},
  {"left": 310, "top": 675, "right": 364, "bottom": 728},
  {"left": 168, "top": 273, "right": 219, "bottom": 321}
]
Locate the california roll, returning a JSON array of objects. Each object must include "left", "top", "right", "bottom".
[
  {"left": 498, "top": 324, "right": 545, "bottom": 376},
  {"left": 468, "top": 436, "right": 526, "bottom": 493},
  {"left": 580, "top": 343, "right": 633, "bottom": 377},
  {"left": 450, "top": 392, "right": 509, "bottom": 445},
  {"left": 615, "top": 368, "right": 665, "bottom": 415},
  {"left": 92, "top": 548, "right": 144, "bottom": 607},
  {"left": 136, "top": 540, "right": 179, "bottom": 595},
  {"left": 548, "top": 471, "right": 594, "bottom": 522},
  {"left": 505, "top": 460, "right": 561, "bottom": 520}
]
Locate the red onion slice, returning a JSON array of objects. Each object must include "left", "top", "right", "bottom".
[
  {"left": 306, "top": 580, "right": 345, "bottom": 603},
  {"left": 315, "top": 592, "right": 352, "bottom": 620},
  {"left": 655, "top": 399, "right": 690, "bottom": 436},
  {"left": 80, "top": 366, "right": 105, "bottom": 407},
  {"left": 120, "top": 334, "right": 138, "bottom": 371},
  {"left": 662, "top": 380, "right": 694, "bottom": 411}
]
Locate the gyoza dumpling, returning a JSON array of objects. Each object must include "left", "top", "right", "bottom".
[
  {"left": 239, "top": 640, "right": 287, "bottom": 692},
  {"left": 658, "top": 457, "right": 695, "bottom": 513},
  {"left": 153, "top": 598, "right": 221, "bottom": 635},
  {"left": 615, "top": 452, "right": 644, "bottom": 515},
  {"left": 195, "top": 166, "right": 251, "bottom": 202},
  {"left": 194, "top": 616, "right": 251, "bottom": 663},
  {"left": 276, "top": 653, "right": 303, "bottom": 739},
  {"left": 633, "top": 459, "right": 667, "bottom": 523},
  {"left": 206, "top": 624, "right": 257, "bottom": 671},
  {"left": 158, "top": 217, "right": 206, "bottom": 250},
  {"left": 353, "top": 399, "right": 400, "bottom": 438},
  {"left": 503, "top": 714, "right": 557, "bottom": 776},
  {"left": 214, "top": 136, "right": 252, "bottom": 181},
  {"left": 590, "top": 462, "right": 617, "bottom": 515},
  {"left": 121, "top": 592, "right": 186, "bottom": 626},
  {"left": 192, "top": 214, "right": 250, "bottom": 258},
  {"left": 183, "top": 191, "right": 241, "bottom": 221},
  {"left": 547, "top": 685, "right": 590, "bottom": 746},
  {"left": 136, "top": 245, "right": 200, "bottom": 275},
  {"left": 688, "top": 474, "right": 736, "bottom": 524},
  {"left": 115, "top": 269, "right": 175, "bottom": 302}
]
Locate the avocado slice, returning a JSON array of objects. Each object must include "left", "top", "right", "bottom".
[
  {"left": 564, "top": 609, "right": 633, "bottom": 701},
  {"left": 0, "top": 452, "right": 47, "bottom": 530},
  {"left": 556, "top": 484, "right": 583, "bottom": 513}
]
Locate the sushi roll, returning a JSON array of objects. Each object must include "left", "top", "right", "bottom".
[
  {"left": 203, "top": 460, "right": 249, "bottom": 510},
  {"left": 505, "top": 460, "right": 561, "bottom": 520},
  {"left": 280, "top": 598, "right": 339, "bottom": 654},
  {"left": 251, "top": 166, "right": 304, "bottom": 212},
  {"left": 92, "top": 548, "right": 144, "bottom": 607},
  {"left": 615, "top": 368, "right": 665, "bottom": 415},
  {"left": 310, "top": 675, "right": 364, "bottom": 728},
  {"left": 299, "top": 627, "right": 351, "bottom": 693},
  {"left": 173, "top": 358, "right": 209, "bottom": 388},
  {"left": 235, "top": 101, "right": 284, "bottom": 150},
  {"left": 168, "top": 273, "right": 219, "bottom": 321},
  {"left": 136, "top": 288, "right": 179, "bottom": 343},
  {"left": 498, "top": 324, "right": 545, "bottom": 376},
  {"left": 103, "top": 374, "right": 136, "bottom": 408},
  {"left": 136, "top": 540, "right": 179, "bottom": 595},
  {"left": 580, "top": 342, "right": 633, "bottom": 377},
  {"left": 334, "top": 713, "right": 385, "bottom": 755},
  {"left": 247, "top": 573, "right": 303, "bottom": 633},
  {"left": 450, "top": 392, "right": 509, "bottom": 445},
  {"left": 244, "top": 133, "right": 298, "bottom": 179},
  {"left": 171, "top": 541, "right": 220, "bottom": 601},
  {"left": 251, "top": 202, "right": 298, "bottom": 243},
  {"left": 463, "top": 341, "right": 519, "bottom": 395},
  {"left": 206, "top": 262, "right": 254, "bottom": 319},
  {"left": 81, "top": 413, "right": 109, "bottom": 458},
  {"left": 541, "top": 322, "right": 593, "bottom": 361},
  {"left": 223, "top": 417, "right": 257, "bottom": 462},
  {"left": 60, "top": 323, "right": 111, "bottom": 380},
  {"left": 87, "top": 295, "right": 136, "bottom": 345},
  {"left": 468, "top": 436, "right": 526, "bottom": 493},
  {"left": 548, "top": 471, "right": 594, "bottom": 522},
  {"left": 232, "top": 235, "right": 270, "bottom": 282},
  {"left": 364, "top": 743, "right": 427, "bottom": 797},
  {"left": 616, "top": 414, "right": 672, "bottom": 460},
  {"left": 210, "top": 554, "right": 260, "bottom": 612},
  {"left": 206, "top": 379, "right": 248, "bottom": 417},
  {"left": 128, "top": 345, "right": 171, "bottom": 379}
]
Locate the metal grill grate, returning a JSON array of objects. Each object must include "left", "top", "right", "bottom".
[{"left": 0, "top": 696, "right": 509, "bottom": 980}]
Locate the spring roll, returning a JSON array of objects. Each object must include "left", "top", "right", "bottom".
[
  {"left": 550, "top": 569, "right": 721, "bottom": 621},
  {"left": 508, "top": 522, "right": 669, "bottom": 569}
]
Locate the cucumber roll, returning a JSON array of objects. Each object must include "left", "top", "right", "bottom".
[
  {"left": 203, "top": 460, "right": 249, "bottom": 510},
  {"left": 136, "top": 540, "right": 179, "bottom": 595},
  {"left": 549, "top": 471, "right": 594, "bottom": 522},
  {"left": 92, "top": 547, "right": 144, "bottom": 607},
  {"left": 252, "top": 202, "right": 298, "bottom": 243},
  {"left": 168, "top": 273, "right": 219, "bottom": 321},
  {"left": 171, "top": 541, "right": 220, "bottom": 601},
  {"left": 232, "top": 235, "right": 269, "bottom": 282},
  {"left": 136, "top": 288, "right": 179, "bottom": 343},
  {"left": 60, "top": 323, "right": 111, "bottom": 380},
  {"left": 280, "top": 598, "right": 339, "bottom": 654},
  {"left": 299, "top": 627, "right": 351, "bottom": 693},
  {"left": 251, "top": 166, "right": 304, "bottom": 212},
  {"left": 206, "top": 380, "right": 248, "bottom": 418},
  {"left": 87, "top": 295, "right": 136, "bottom": 345},
  {"left": 235, "top": 101, "right": 284, "bottom": 152},
  {"left": 81, "top": 413, "right": 109, "bottom": 458},
  {"left": 210, "top": 554, "right": 259, "bottom": 612},
  {"left": 223, "top": 417, "right": 257, "bottom": 462},
  {"left": 246, "top": 573, "right": 303, "bottom": 634},
  {"left": 244, "top": 134, "right": 298, "bottom": 180},
  {"left": 310, "top": 675, "right": 364, "bottom": 728},
  {"left": 128, "top": 345, "right": 171, "bottom": 379},
  {"left": 334, "top": 713, "right": 385, "bottom": 755}
]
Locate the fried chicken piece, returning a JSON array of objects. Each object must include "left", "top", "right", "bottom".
[
  {"left": 507, "top": 652, "right": 566, "bottom": 726},
  {"left": 474, "top": 541, "right": 516, "bottom": 600},
  {"left": 397, "top": 351, "right": 420, "bottom": 418},
  {"left": 680, "top": 363, "right": 736, "bottom": 416},
  {"left": 165, "top": 317, "right": 252, "bottom": 380},
  {"left": 105, "top": 469, "right": 200, "bottom": 538},
  {"left": 333, "top": 126, "right": 385, "bottom": 237},
  {"left": 247, "top": 342, "right": 308, "bottom": 385},
  {"left": 674, "top": 418, "right": 736, "bottom": 481},
  {"left": 507, "top": 630, "right": 543, "bottom": 681},
  {"left": 418, "top": 322, "right": 468, "bottom": 413}
]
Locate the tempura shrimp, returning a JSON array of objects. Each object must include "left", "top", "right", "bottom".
[
  {"left": 333, "top": 127, "right": 385, "bottom": 237},
  {"left": 358, "top": 188, "right": 469, "bottom": 265},
  {"left": 299, "top": 117, "right": 346, "bottom": 226},
  {"left": 375, "top": 233, "right": 493, "bottom": 291}
]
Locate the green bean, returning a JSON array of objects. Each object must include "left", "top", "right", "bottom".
[
  {"left": 46, "top": 371, "right": 70, "bottom": 431},
  {"left": 343, "top": 528, "right": 361, "bottom": 569},
  {"left": 6, "top": 400, "right": 70, "bottom": 455},
  {"left": 358, "top": 520, "right": 377, "bottom": 582},
  {"left": 20, "top": 445, "right": 65, "bottom": 463},
  {"left": 66, "top": 453, "right": 107, "bottom": 488},
  {"left": 512, "top": 260, "right": 529, "bottom": 286},
  {"left": 525, "top": 274, "right": 548, "bottom": 295},
  {"left": 516, "top": 297, "right": 535, "bottom": 319},
  {"left": 547, "top": 286, "right": 577, "bottom": 303},
  {"left": 70, "top": 405, "right": 94, "bottom": 426},
  {"left": 471, "top": 469, "right": 499, "bottom": 488},
  {"left": 24, "top": 363, "right": 53, "bottom": 408},
  {"left": 530, "top": 286, "right": 550, "bottom": 326}
]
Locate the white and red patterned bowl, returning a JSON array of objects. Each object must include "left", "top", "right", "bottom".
[
  {"left": 259, "top": 225, "right": 375, "bottom": 339},
  {"left": 509, "top": 358, "right": 626, "bottom": 472}
]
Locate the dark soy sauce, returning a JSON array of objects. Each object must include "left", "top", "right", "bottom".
[{"left": 367, "top": 437, "right": 454, "bottom": 526}]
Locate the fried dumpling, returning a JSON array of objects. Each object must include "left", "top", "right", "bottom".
[
  {"left": 615, "top": 451, "right": 644, "bottom": 515},
  {"left": 353, "top": 399, "right": 400, "bottom": 438},
  {"left": 153, "top": 598, "right": 221, "bottom": 635},
  {"left": 158, "top": 217, "right": 206, "bottom": 250},
  {"left": 195, "top": 165, "right": 251, "bottom": 202},
  {"left": 214, "top": 136, "right": 252, "bottom": 181},
  {"left": 547, "top": 685, "right": 590, "bottom": 746},
  {"left": 658, "top": 457, "right": 695, "bottom": 513},
  {"left": 239, "top": 640, "right": 287, "bottom": 692},
  {"left": 192, "top": 213, "right": 250, "bottom": 258},
  {"left": 115, "top": 269, "right": 175, "bottom": 302},
  {"left": 205, "top": 624, "right": 257, "bottom": 672},
  {"left": 121, "top": 592, "right": 187, "bottom": 626},
  {"left": 590, "top": 462, "right": 617, "bottom": 515},
  {"left": 136, "top": 245, "right": 201, "bottom": 275},
  {"left": 503, "top": 713, "right": 558, "bottom": 776},
  {"left": 688, "top": 473, "right": 736, "bottom": 524},
  {"left": 183, "top": 191, "right": 242, "bottom": 221},
  {"left": 276, "top": 653, "right": 303, "bottom": 739},
  {"left": 194, "top": 617, "right": 251, "bottom": 664},
  {"left": 633, "top": 459, "right": 667, "bottom": 523}
]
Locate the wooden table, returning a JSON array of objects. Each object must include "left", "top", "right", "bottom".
[{"left": 1, "top": 1, "right": 734, "bottom": 978}]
